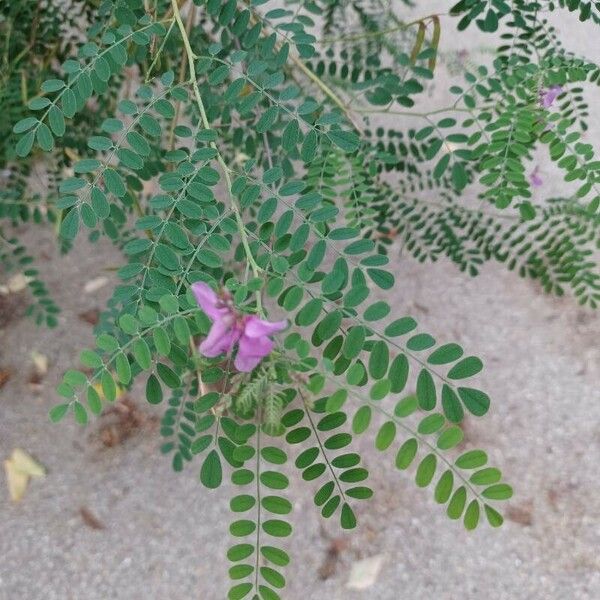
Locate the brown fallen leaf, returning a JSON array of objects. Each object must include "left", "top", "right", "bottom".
[
  {"left": 94, "top": 397, "right": 157, "bottom": 448},
  {"left": 79, "top": 506, "right": 105, "bottom": 530},
  {"left": 318, "top": 537, "right": 349, "bottom": 580},
  {"left": 0, "top": 293, "right": 27, "bottom": 327},
  {"left": 0, "top": 368, "right": 11, "bottom": 389},
  {"left": 4, "top": 448, "right": 46, "bottom": 502},
  {"left": 78, "top": 308, "right": 100, "bottom": 326},
  {"left": 507, "top": 501, "right": 533, "bottom": 526}
]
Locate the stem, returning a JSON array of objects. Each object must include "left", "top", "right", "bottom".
[
  {"left": 288, "top": 54, "right": 362, "bottom": 131},
  {"left": 254, "top": 412, "right": 262, "bottom": 593},
  {"left": 145, "top": 18, "right": 176, "bottom": 82},
  {"left": 171, "top": 0, "right": 263, "bottom": 313},
  {"left": 318, "top": 13, "right": 446, "bottom": 44}
]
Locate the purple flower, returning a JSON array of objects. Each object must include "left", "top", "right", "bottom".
[
  {"left": 529, "top": 167, "right": 543, "bottom": 188},
  {"left": 192, "top": 281, "right": 287, "bottom": 372},
  {"left": 539, "top": 85, "right": 562, "bottom": 109}
]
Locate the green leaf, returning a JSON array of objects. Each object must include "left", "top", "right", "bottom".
[
  {"left": 13, "top": 117, "right": 38, "bottom": 134},
  {"left": 437, "top": 426, "right": 464, "bottom": 450},
  {"left": 327, "top": 129, "right": 360, "bottom": 152},
  {"left": 484, "top": 504, "right": 504, "bottom": 527},
  {"left": 262, "top": 519, "right": 292, "bottom": 537},
  {"left": 415, "top": 454, "right": 437, "bottom": 487},
  {"left": 16, "top": 131, "right": 35, "bottom": 157},
  {"left": 200, "top": 449, "right": 223, "bottom": 489},
  {"left": 456, "top": 450, "right": 488, "bottom": 469},
  {"left": 340, "top": 502, "right": 357, "bottom": 529},
  {"left": 434, "top": 470, "right": 454, "bottom": 504},
  {"left": 375, "top": 421, "right": 396, "bottom": 451},
  {"left": 389, "top": 354, "right": 409, "bottom": 393},
  {"left": 36, "top": 123, "right": 54, "bottom": 151},
  {"left": 49, "top": 403, "right": 70, "bottom": 423},
  {"left": 115, "top": 353, "right": 131, "bottom": 385},
  {"left": 146, "top": 373, "right": 163, "bottom": 404},
  {"left": 447, "top": 486, "right": 467, "bottom": 519},
  {"left": 60, "top": 208, "right": 80, "bottom": 240},
  {"left": 368, "top": 341, "right": 389, "bottom": 379},
  {"left": 364, "top": 301, "right": 390, "bottom": 321},
  {"left": 133, "top": 339, "right": 152, "bottom": 369},
  {"left": 447, "top": 356, "right": 483, "bottom": 379},
  {"left": 104, "top": 168, "right": 126, "bottom": 197},
  {"left": 72, "top": 401, "right": 88, "bottom": 425},
  {"left": 457, "top": 387, "right": 490, "bottom": 416},
  {"left": 416, "top": 369, "right": 436, "bottom": 410},
  {"left": 441, "top": 385, "right": 464, "bottom": 423},
  {"left": 428, "top": 343, "right": 464, "bottom": 365},
  {"left": 385, "top": 317, "right": 417, "bottom": 337},
  {"left": 352, "top": 406, "right": 371, "bottom": 434},
  {"left": 482, "top": 484, "right": 513, "bottom": 500}
]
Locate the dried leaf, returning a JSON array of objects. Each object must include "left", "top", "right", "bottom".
[
  {"left": 83, "top": 276, "right": 108, "bottom": 294},
  {"left": 4, "top": 448, "right": 45, "bottom": 502},
  {"left": 0, "top": 273, "right": 32, "bottom": 295},
  {"left": 4, "top": 459, "right": 29, "bottom": 502},
  {"left": 31, "top": 351, "right": 48, "bottom": 376},
  {"left": 346, "top": 555, "right": 385, "bottom": 590},
  {"left": 0, "top": 368, "right": 11, "bottom": 389},
  {"left": 78, "top": 308, "right": 100, "bottom": 326},
  {"left": 79, "top": 506, "right": 105, "bottom": 530}
]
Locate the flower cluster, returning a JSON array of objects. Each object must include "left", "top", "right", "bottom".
[{"left": 192, "top": 282, "right": 287, "bottom": 372}]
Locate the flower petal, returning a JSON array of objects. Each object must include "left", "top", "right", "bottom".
[
  {"left": 191, "top": 281, "right": 227, "bottom": 320},
  {"left": 199, "top": 319, "right": 238, "bottom": 357},
  {"left": 540, "top": 85, "right": 562, "bottom": 108},
  {"left": 243, "top": 315, "right": 287, "bottom": 338},
  {"left": 235, "top": 334, "right": 274, "bottom": 372}
]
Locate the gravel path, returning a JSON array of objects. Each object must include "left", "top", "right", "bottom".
[{"left": 1, "top": 5, "right": 599, "bottom": 600}]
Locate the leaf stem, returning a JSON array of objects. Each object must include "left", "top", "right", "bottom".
[{"left": 171, "top": 0, "right": 263, "bottom": 313}]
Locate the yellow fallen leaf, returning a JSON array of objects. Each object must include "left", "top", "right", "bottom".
[
  {"left": 30, "top": 351, "right": 48, "bottom": 376},
  {"left": 4, "top": 459, "right": 29, "bottom": 502},
  {"left": 4, "top": 449, "right": 46, "bottom": 502},
  {"left": 11, "top": 448, "right": 45, "bottom": 478},
  {"left": 0, "top": 273, "right": 33, "bottom": 295}
]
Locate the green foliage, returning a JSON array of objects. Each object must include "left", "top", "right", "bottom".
[{"left": 3, "top": 0, "right": 597, "bottom": 596}]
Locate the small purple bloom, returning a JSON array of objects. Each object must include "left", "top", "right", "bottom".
[
  {"left": 192, "top": 281, "right": 287, "bottom": 372},
  {"left": 539, "top": 85, "right": 562, "bottom": 109},
  {"left": 529, "top": 167, "right": 543, "bottom": 188}
]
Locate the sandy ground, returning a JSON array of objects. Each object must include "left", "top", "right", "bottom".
[{"left": 1, "top": 4, "right": 599, "bottom": 600}]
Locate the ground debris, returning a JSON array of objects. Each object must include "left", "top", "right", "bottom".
[
  {"left": 78, "top": 308, "right": 100, "bottom": 326},
  {"left": 79, "top": 506, "right": 105, "bottom": 530},
  {"left": 4, "top": 448, "right": 46, "bottom": 502},
  {"left": 94, "top": 397, "right": 157, "bottom": 448},
  {"left": 0, "top": 368, "right": 11, "bottom": 389},
  {"left": 318, "top": 536, "right": 349, "bottom": 580},
  {"left": 506, "top": 501, "right": 534, "bottom": 526}
]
